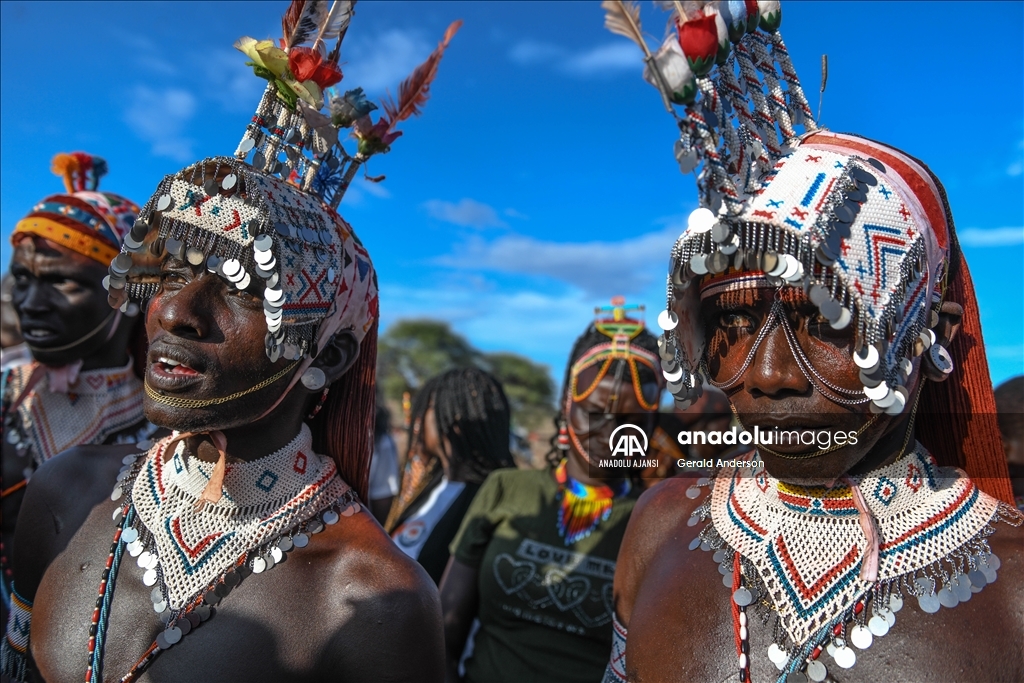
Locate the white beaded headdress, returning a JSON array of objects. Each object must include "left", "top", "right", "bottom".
[
  {"left": 604, "top": 0, "right": 952, "bottom": 415},
  {"left": 105, "top": 1, "right": 459, "bottom": 366}
]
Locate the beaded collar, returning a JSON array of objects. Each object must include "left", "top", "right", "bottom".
[
  {"left": 2, "top": 360, "right": 145, "bottom": 468},
  {"left": 686, "top": 444, "right": 1022, "bottom": 682},
  {"left": 91, "top": 426, "right": 360, "bottom": 682},
  {"left": 555, "top": 459, "right": 630, "bottom": 545}
]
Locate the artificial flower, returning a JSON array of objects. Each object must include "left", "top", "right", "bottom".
[
  {"left": 757, "top": 0, "right": 782, "bottom": 31},
  {"left": 353, "top": 116, "right": 402, "bottom": 156},
  {"left": 289, "top": 46, "right": 321, "bottom": 81},
  {"left": 744, "top": 0, "right": 760, "bottom": 32},
  {"left": 644, "top": 37, "right": 697, "bottom": 105},
  {"left": 677, "top": 14, "right": 718, "bottom": 77},
  {"left": 329, "top": 88, "right": 378, "bottom": 128},
  {"left": 719, "top": 1, "right": 749, "bottom": 43}
]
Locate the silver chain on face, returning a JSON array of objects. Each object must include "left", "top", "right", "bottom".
[{"left": 707, "top": 298, "right": 870, "bottom": 406}]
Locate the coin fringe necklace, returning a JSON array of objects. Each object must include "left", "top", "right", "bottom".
[
  {"left": 88, "top": 428, "right": 362, "bottom": 683},
  {"left": 684, "top": 444, "right": 1023, "bottom": 683}
]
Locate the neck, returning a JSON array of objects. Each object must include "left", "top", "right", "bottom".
[
  {"left": 848, "top": 398, "right": 919, "bottom": 479},
  {"left": 188, "top": 401, "right": 307, "bottom": 464}
]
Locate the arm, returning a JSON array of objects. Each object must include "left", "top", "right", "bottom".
[{"left": 438, "top": 556, "right": 480, "bottom": 683}]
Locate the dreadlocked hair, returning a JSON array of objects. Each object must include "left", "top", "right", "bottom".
[
  {"left": 410, "top": 367, "right": 515, "bottom": 485},
  {"left": 545, "top": 324, "right": 661, "bottom": 467},
  {"left": 309, "top": 320, "right": 379, "bottom": 503}
]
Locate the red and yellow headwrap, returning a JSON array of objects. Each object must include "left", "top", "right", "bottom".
[{"left": 11, "top": 153, "right": 139, "bottom": 266}]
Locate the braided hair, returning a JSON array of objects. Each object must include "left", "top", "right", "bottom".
[
  {"left": 546, "top": 324, "right": 661, "bottom": 466},
  {"left": 408, "top": 367, "right": 514, "bottom": 485}
]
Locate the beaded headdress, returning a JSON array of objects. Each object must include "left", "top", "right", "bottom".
[
  {"left": 12, "top": 153, "right": 139, "bottom": 266},
  {"left": 104, "top": 1, "right": 459, "bottom": 368},
  {"left": 605, "top": 0, "right": 1013, "bottom": 503}
]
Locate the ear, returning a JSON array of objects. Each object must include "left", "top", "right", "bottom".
[
  {"left": 922, "top": 302, "right": 962, "bottom": 383},
  {"left": 310, "top": 330, "right": 360, "bottom": 388}
]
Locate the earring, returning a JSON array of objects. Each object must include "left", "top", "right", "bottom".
[
  {"left": 301, "top": 367, "right": 327, "bottom": 391},
  {"left": 556, "top": 417, "right": 570, "bottom": 451},
  {"left": 307, "top": 388, "right": 330, "bottom": 419},
  {"left": 924, "top": 343, "right": 954, "bottom": 377}
]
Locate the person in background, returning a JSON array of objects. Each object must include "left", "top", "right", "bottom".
[
  {"left": 368, "top": 400, "right": 400, "bottom": 523},
  {"left": 386, "top": 367, "right": 514, "bottom": 584},
  {"left": 440, "top": 300, "right": 662, "bottom": 683},
  {"left": 995, "top": 375, "right": 1024, "bottom": 510},
  {"left": 0, "top": 273, "right": 31, "bottom": 371}
]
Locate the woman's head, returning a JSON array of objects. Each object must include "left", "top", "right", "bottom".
[{"left": 408, "top": 367, "right": 514, "bottom": 484}]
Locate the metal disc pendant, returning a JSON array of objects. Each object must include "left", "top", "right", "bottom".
[
  {"left": 952, "top": 576, "right": 972, "bottom": 602},
  {"left": 143, "top": 568, "right": 158, "bottom": 586},
  {"left": 722, "top": 573, "right": 733, "bottom": 588},
  {"left": 785, "top": 673, "right": 807, "bottom": 683},
  {"left": 713, "top": 549, "right": 728, "bottom": 563},
  {"left": 323, "top": 510, "right": 339, "bottom": 525},
  {"left": 867, "top": 614, "right": 889, "bottom": 637},
  {"left": 833, "top": 645, "right": 856, "bottom": 669},
  {"left": 153, "top": 600, "right": 167, "bottom": 613},
  {"left": 177, "top": 617, "right": 192, "bottom": 636},
  {"left": 252, "top": 557, "right": 267, "bottom": 573},
  {"left": 222, "top": 173, "right": 238, "bottom": 191},
  {"left": 806, "top": 659, "right": 827, "bottom": 682},
  {"left": 889, "top": 594, "right": 903, "bottom": 612},
  {"left": 685, "top": 486, "right": 702, "bottom": 499},
  {"left": 156, "top": 631, "right": 170, "bottom": 650},
  {"left": 687, "top": 515, "right": 699, "bottom": 527},
  {"left": 156, "top": 194, "right": 172, "bottom": 212},
  {"left": 203, "top": 179, "right": 219, "bottom": 197},
  {"left": 917, "top": 593, "right": 940, "bottom": 613},
  {"left": 278, "top": 537, "right": 294, "bottom": 552},
  {"left": 968, "top": 570, "right": 987, "bottom": 588},
  {"left": 164, "top": 626, "right": 182, "bottom": 646},
  {"left": 937, "top": 586, "right": 959, "bottom": 608},
  {"left": 151, "top": 587, "right": 163, "bottom": 604},
  {"left": 688, "top": 537, "right": 701, "bottom": 551},
  {"left": 732, "top": 587, "right": 752, "bottom": 607},
  {"left": 293, "top": 533, "right": 309, "bottom": 548},
  {"left": 850, "top": 624, "right": 873, "bottom": 649},
  {"left": 121, "top": 527, "right": 139, "bottom": 543},
  {"left": 196, "top": 605, "right": 212, "bottom": 621},
  {"left": 767, "top": 643, "right": 787, "bottom": 665},
  {"left": 271, "top": 546, "right": 283, "bottom": 563},
  {"left": 112, "top": 508, "right": 124, "bottom": 525}
]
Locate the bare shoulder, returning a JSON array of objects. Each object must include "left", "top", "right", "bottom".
[
  {"left": 14, "top": 443, "right": 139, "bottom": 599},
  {"left": 614, "top": 476, "right": 707, "bottom": 625},
  {"left": 312, "top": 507, "right": 444, "bottom": 682}
]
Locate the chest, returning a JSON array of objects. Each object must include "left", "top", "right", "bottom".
[
  {"left": 32, "top": 503, "right": 347, "bottom": 683},
  {"left": 626, "top": 544, "right": 1020, "bottom": 683}
]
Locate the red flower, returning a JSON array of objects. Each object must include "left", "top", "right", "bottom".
[
  {"left": 744, "top": 0, "right": 760, "bottom": 32},
  {"left": 312, "top": 61, "right": 343, "bottom": 89},
  {"left": 289, "top": 47, "right": 321, "bottom": 82},
  {"left": 677, "top": 14, "right": 718, "bottom": 77}
]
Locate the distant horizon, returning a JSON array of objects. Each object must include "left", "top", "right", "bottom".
[{"left": 2, "top": 1, "right": 1021, "bottom": 386}]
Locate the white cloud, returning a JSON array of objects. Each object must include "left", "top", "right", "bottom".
[
  {"left": 503, "top": 207, "right": 529, "bottom": 220},
  {"left": 124, "top": 86, "right": 197, "bottom": 161},
  {"left": 958, "top": 227, "right": 1024, "bottom": 247},
  {"left": 424, "top": 198, "right": 507, "bottom": 228},
  {"left": 1008, "top": 161, "right": 1022, "bottom": 177},
  {"left": 439, "top": 224, "right": 682, "bottom": 297},
  {"left": 342, "top": 29, "right": 432, "bottom": 94},
  {"left": 508, "top": 40, "right": 640, "bottom": 77}
]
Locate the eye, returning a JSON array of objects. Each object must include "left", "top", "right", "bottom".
[{"left": 719, "top": 312, "right": 755, "bottom": 331}]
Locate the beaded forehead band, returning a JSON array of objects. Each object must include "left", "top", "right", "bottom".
[
  {"left": 604, "top": 0, "right": 950, "bottom": 415},
  {"left": 104, "top": 1, "right": 458, "bottom": 369},
  {"left": 569, "top": 298, "right": 661, "bottom": 412}
]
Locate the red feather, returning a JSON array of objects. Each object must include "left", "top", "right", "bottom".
[
  {"left": 382, "top": 20, "right": 461, "bottom": 131},
  {"left": 282, "top": 0, "right": 306, "bottom": 45}
]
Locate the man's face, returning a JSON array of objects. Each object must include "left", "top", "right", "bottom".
[
  {"left": 9, "top": 237, "right": 111, "bottom": 366},
  {"left": 699, "top": 285, "right": 919, "bottom": 485},
  {"left": 144, "top": 253, "right": 295, "bottom": 433}
]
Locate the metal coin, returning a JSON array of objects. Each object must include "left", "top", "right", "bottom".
[
  {"left": 138, "top": 551, "right": 153, "bottom": 568},
  {"left": 917, "top": 593, "right": 940, "bottom": 613},
  {"left": 711, "top": 222, "right": 733, "bottom": 244},
  {"left": 720, "top": 238, "right": 739, "bottom": 256},
  {"left": 937, "top": 586, "right": 959, "bottom": 608},
  {"left": 327, "top": 268, "right": 336, "bottom": 283},
  {"left": 833, "top": 204, "right": 854, "bottom": 224},
  {"left": 785, "top": 673, "right": 807, "bottom": 683},
  {"left": 265, "top": 287, "right": 284, "bottom": 303},
  {"left": 849, "top": 624, "right": 872, "bottom": 649},
  {"left": 732, "top": 587, "right": 753, "bottom": 607},
  {"left": 815, "top": 246, "right": 835, "bottom": 266},
  {"left": 196, "top": 605, "right": 212, "bottom": 621},
  {"left": 131, "top": 220, "right": 149, "bottom": 240},
  {"left": 222, "top": 173, "right": 238, "bottom": 191},
  {"left": 113, "top": 253, "right": 133, "bottom": 273},
  {"left": 760, "top": 252, "right": 779, "bottom": 274},
  {"left": 658, "top": 310, "right": 679, "bottom": 331},
  {"left": 833, "top": 645, "right": 856, "bottom": 669},
  {"left": 709, "top": 252, "right": 729, "bottom": 274},
  {"left": 985, "top": 553, "right": 1001, "bottom": 571},
  {"left": 268, "top": 345, "right": 281, "bottom": 363},
  {"left": 308, "top": 519, "right": 324, "bottom": 534},
  {"left": 252, "top": 557, "right": 267, "bottom": 573},
  {"left": 847, "top": 188, "right": 866, "bottom": 204},
  {"left": 867, "top": 615, "right": 889, "bottom": 637},
  {"left": 829, "top": 306, "right": 852, "bottom": 330},
  {"left": 239, "top": 138, "right": 255, "bottom": 154},
  {"left": 323, "top": 510, "right": 340, "bottom": 525},
  {"left": 214, "top": 582, "right": 230, "bottom": 598},
  {"left": 264, "top": 554, "right": 276, "bottom": 571},
  {"left": 128, "top": 540, "right": 144, "bottom": 557},
  {"left": 981, "top": 565, "right": 997, "bottom": 584},
  {"left": 703, "top": 107, "right": 719, "bottom": 129},
  {"left": 236, "top": 273, "right": 251, "bottom": 291},
  {"left": 854, "top": 345, "right": 880, "bottom": 369},
  {"left": 122, "top": 527, "right": 139, "bottom": 543},
  {"left": 687, "top": 515, "right": 699, "bottom": 527},
  {"left": 178, "top": 617, "right": 192, "bottom": 636},
  {"left": 204, "top": 589, "right": 221, "bottom": 606},
  {"left": 968, "top": 569, "right": 987, "bottom": 588},
  {"left": 164, "top": 626, "right": 182, "bottom": 645},
  {"left": 722, "top": 573, "right": 733, "bottom": 588},
  {"left": 713, "top": 549, "right": 728, "bottom": 564},
  {"left": 155, "top": 631, "right": 170, "bottom": 650},
  {"left": 266, "top": 273, "right": 280, "bottom": 289},
  {"left": 850, "top": 167, "right": 877, "bottom": 186},
  {"left": 112, "top": 508, "right": 124, "bottom": 525},
  {"left": 806, "top": 659, "right": 827, "bottom": 682},
  {"left": 186, "top": 612, "right": 201, "bottom": 628},
  {"left": 111, "top": 487, "right": 123, "bottom": 502},
  {"left": 688, "top": 537, "right": 701, "bottom": 550},
  {"left": 252, "top": 151, "right": 266, "bottom": 169},
  {"left": 143, "top": 568, "right": 158, "bottom": 586},
  {"left": 254, "top": 248, "right": 274, "bottom": 265},
  {"left": 819, "top": 298, "right": 841, "bottom": 322},
  {"left": 719, "top": 563, "right": 731, "bottom": 576},
  {"left": 151, "top": 587, "right": 163, "bottom": 603},
  {"left": 153, "top": 600, "right": 167, "bottom": 613},
  {"left": 767, "top": 643, "right": 787, "bottom": 664},
  {"left": 689, "top": 254, "right": 708, "bottom": 275},
  {"left": 884, "top": 609, "right": 896, "bottom": 628},
  {"left": 685, "top": 486, "right": 701, "bottom": 499},
  {"left": 156, "top": 194, "right": 172, "bottom": 212},
  {"left": 866, "top": 158, "right": 886, "bottom": 173},
  {"left": 166, "top": 238, "right": 184, "bottom": 259},
  {"left": 203, "top": 179, "right": 219, "bottom": 197},
  {"left": 274, "top": 222, "right": 291, "bottom": 237},
  {"left": 699, "top": 541, "right": 711, "bottom": 552},
  {"left": 224, "top": 570, "right": 240, "bottom": 588},
  {"left": 278, "top": 536, "right": 294, "bottom": 552},
  {"left": 185, "top": 247, "right": 205, "bottom": 266},
  {"left": 744, "top": 250, "right": 759, "bottom": 271},
  {"left": 952, "top": 575, "right": 972, "bottom": 602},
  {"left": 254, "top": 235, "right": 273, "bottom": 252},
  {"left": 271, "top": 546, "right": 284, "bottom": 563}
]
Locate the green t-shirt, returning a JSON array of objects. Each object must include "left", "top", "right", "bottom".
[{"left": 450, "top": 468, "right": 638, "bottom": 683}]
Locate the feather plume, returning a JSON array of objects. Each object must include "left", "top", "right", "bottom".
[
  {"left": 282, "top": 0, "right": 329, "bottom": 49},
  {"left": 313, "top": 0, "right": 356, "bottom": 54},
  {"left": 602, "top": 0, "right": 651, "bottom": 58},
  {"left": 382, "top": 20, "right": 461, "bottom": 131}
]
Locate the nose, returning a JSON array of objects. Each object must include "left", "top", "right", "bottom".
[
  {"left": 149, "top": 271, "right": 218, "bottom": 342},
  {"left": 744, "top": 322, "right": 811, "bottom": 399}
]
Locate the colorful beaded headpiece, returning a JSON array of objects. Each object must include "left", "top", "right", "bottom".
[
  {"left": 604, "top": 0, "right": 950, "bottom": 417},
  {"left": 104, "top": 1, "right": 459, "bottom": 368},
  {"left": 12, "top": 153, "right": 140, "bottom": 266}
]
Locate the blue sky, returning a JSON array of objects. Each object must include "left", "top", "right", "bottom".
[{"left": 2, "top": 1, "right": 1022, "bottom": 386}]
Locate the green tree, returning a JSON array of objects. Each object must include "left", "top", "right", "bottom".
[{"left": 483, "top": 351, "right": 554, "bottom": 430}]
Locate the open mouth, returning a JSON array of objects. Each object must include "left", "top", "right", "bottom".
[
  {"left": 20, "top": 326, "right": 61, "bottom": 345},
  {"left": 147, "top": 350, "right": 207, "bottom": 393},
  {"left": 152, "top": 356, "right": 201, "bottom": 377}
]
